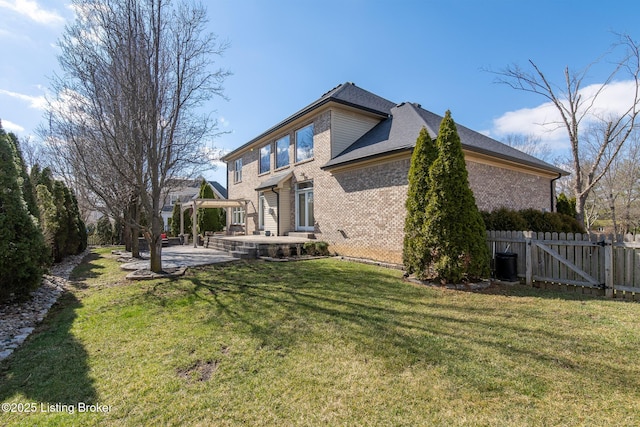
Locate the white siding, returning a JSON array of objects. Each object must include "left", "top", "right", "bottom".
[
  {"left": 279, "top": 184, "right": 291, "bottom": 235},
  {"left": 264, "top": 191, "right": 278, "bottom": 235},
  {"left": 331, "top": 109, "right": 381, "bottom": 158}
]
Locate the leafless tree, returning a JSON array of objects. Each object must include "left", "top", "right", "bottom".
[
  {"left": 501, "top": 133, "right": 553, "bottom": 162},
  {"left": 491, "top": 33, "right": 640, "bottom": 228},
  {"left": 593, "top": 132, "right": 640, "bottom": 234},
  {"left": 43, "top": 0, "right": 229, "bottom": 272}
]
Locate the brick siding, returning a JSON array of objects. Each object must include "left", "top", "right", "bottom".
[{"left": 227, "top": 110, "right": 554, "bottom": 265}]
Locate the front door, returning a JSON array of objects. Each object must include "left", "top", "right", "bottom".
[{"left": 296, "top": 181, "right": 314, "bottom": 231}]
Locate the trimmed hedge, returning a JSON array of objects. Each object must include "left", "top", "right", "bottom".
[{"left": 482, "top": 208, "right": 585, "bottom": 234}]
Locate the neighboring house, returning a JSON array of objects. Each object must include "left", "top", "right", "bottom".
[
  {"left": 161, "top": 178, "right": 227, "bottom": 231},
  {"left": 222, "top": 82, "right": 567, "bottom": 264}
]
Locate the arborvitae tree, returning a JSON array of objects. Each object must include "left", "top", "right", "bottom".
[
  {"left": 556, "top": 193, "right": 577, "bottom": 218},
  {"left": 403, "top": 127, "right": 438, "bottom": 275},
  {"left": 33, "top": 166, "right": 87, "bottom": 259},
  {"left": 61, "top": 185, "right": 86, "bottom": 255},
  {"left": 96, "top": 215, "right": 114, "bottom": 245},
  {"left": 7, "top": 133, "right": 39, "bottom": 219},
  {"left": 51, "top": 181, "right": 70, "bottom": 262},
  {"left": 421, "top": 111, "right": 490, "bottom": 282},
  {"left": 171, "top": 202, "right": 192, "bottom": 237},
  {"left": 197, "top": 179, "right": 225, "bottom": 234},
  {"left": 36, "top": 184, "right": 59, "bottom": 260},
  {"left": 0, "top": 128, "right": 49, "bottom": 301}
]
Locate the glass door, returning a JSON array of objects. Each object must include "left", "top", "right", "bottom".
[{"left": 296, "top": 182, "right": 314, "bottom": 231}]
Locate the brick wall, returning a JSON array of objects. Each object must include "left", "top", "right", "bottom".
[
  {"left": 466, "top": 160, "right": 552, "bottom": 212},
  {"left": 320, "top": 158, "right": 410, "bottom": 264},
  {"left": 227, "top": 110, "right": 555, "bottom": 265}
]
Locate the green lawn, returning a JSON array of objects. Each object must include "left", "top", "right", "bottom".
[{"left": 1, "top": 248, "right": 640, "bottom": 426}]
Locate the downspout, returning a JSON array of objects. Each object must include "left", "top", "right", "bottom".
[{"left": 550, "top": 173, "right": 562, "bottom": 212}]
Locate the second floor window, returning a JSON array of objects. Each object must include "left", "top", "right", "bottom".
[
  {"left": 260, "top": 144, "right": 271, "bottom": 174},
  {"left": 234, "top": 158, "right": 243, "bottom": 183},
  {"left": 275, "top": 135, "right": 290, "bottom": 169},
  {"left": 295, "top": 124, "right": 314, "bottom": 163}
]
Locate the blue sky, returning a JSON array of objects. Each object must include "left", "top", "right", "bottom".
[{"left": 2, "top": 0, "right": 640, "bottom": 186}]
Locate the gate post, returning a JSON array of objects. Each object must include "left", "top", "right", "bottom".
[{"left": 525, "top": 232, "right": 533, "bottom": 286}]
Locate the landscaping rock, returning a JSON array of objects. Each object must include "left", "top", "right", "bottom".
[{"left": 0, "top": 250, "right": 88, "bottom": 362}]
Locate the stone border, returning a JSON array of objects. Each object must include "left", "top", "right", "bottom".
[
  {"left": 125, "top": 267, "right": 187, "bottom": 281},
  {"left": 0, "top": 250, "right": 89, "bottom": 362}
]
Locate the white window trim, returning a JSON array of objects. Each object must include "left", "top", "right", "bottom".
[
  {"left": 231, "top": 207, "right": 245, "bottom": 225},
  {"left": 295, "top": 182, "right": 314, "bottom": 232}
]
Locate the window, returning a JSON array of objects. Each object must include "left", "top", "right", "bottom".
[
  {"left": 275, "top": 135, "right": 290, "bottom": 169},
  {"left": 234, "top": 158, "right": 243, "bottom": 183},
  {"left": 231, "top": 207, "right": 245, "bottom": 225},
  {"left": 259, "top": 144, "right": 271, "bottom": 174},
  {"left": 295, "top": 124, "right": 314, "bottom": 163}
]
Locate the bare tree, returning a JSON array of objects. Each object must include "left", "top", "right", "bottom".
[
  {"left": 501, "top": 133, "right": 553, "bottom": 162},
  {"left": 593, "top": 132, "right": 640, "bottom": 234},
  {"left": 491, "top": 33, "right": 640, "bottom": 228},
  {"left": 43, "top": 0, "right": 229, "bottom": 272}
]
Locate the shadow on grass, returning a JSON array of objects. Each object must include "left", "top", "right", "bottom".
[
  {"left": 158, "top": 260, "right": 640, "bottom": 397},
  {"left": 0, "top": 291, "right": 97, "bottom": 406},
  {"left": 68, "top": 252, "right": 105, "bottom": 282}
]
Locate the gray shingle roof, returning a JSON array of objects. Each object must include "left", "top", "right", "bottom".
[
  {"left": 222, "top": 82, "right": 395, "bottom": 160},
  {"left": 323, "top": 102, "right": 567, "bottom": 175},
  {"left": 208, "top": 181, "right": 227, "bottom": 199},
  {"left": 255, "top": 171, "right": 293, "bottom": 191}
]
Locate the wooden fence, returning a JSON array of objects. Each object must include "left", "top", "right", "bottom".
[{"left": 487, "top": 231, "right": 640, "bottom": 301}]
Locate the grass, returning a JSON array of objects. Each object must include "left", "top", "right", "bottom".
[{"left": 1, "top": 247, "right": 640, "bottom": 426}]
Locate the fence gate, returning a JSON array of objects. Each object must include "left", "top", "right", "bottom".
[
  {"left": 487, "top": 231, "right": 640, "bottom": 299},
  {"left": 526, "top": 234, "right": 609, "bottom": 293}
]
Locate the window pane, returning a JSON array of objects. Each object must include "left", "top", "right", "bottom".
[
  {"left": 298, "top": 192, "right": 306, "bottom": 228},
  {"left": 295, "top": 124, "right": 314, "bottom": 162},
  {"left": 235, "top": 159, "right": 242, "bottom": 182},
  {"left": 307, "top": 191, "right": 314, "bottom": 226},
  {"left": 260, "top": 145, "right": 271, "bottom": 174},
  {"left": 276, "top": 135, "right": 290, "bottom": 168}
]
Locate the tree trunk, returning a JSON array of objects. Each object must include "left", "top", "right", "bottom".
[
  {"left": 608, "top": 193, "right": 618, "bottom": 235},
  {"left": 149, "top": 208, "right": 164, "bottom": 273},
  {"left": 131, "top": 201, "right": 140, "bottom": 258},
  {"left": 575, "top": 193, "right": 588, "bottom": 230}
]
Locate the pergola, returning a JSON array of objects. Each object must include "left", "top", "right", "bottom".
[{"left": 179, "top": 198, "right": 249, "bottom": 248}]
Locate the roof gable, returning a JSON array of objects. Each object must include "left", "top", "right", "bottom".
[{"left": 323, "top": 103, "right": 566, "bottom": 175}]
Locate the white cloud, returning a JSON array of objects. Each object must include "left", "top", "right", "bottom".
[
  {"left": 489, "top": 80, "right": 640, "bottom": 151},
  {"left": 0, "top": 88, "right": 47, "bottom": 110},
  {"left": 0, "top": 0, "right": 64, "bottom": 25},
  {"left": 218, "top": 116, "right": 230, "bottom": 128},
  {"left": 1, "top": 119, "right": 25, "bottom": 132}
]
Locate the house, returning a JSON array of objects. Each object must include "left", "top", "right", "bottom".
[
  {"left": 161, "top": 178, "right": 227, "bottom": 231},
  {"left": 222, "top": 82, "right": 567, "bottom": 264}
]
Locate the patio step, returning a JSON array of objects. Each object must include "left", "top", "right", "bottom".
[{"left": 230, "top": 246, "right": 257, "bottom": 259}]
